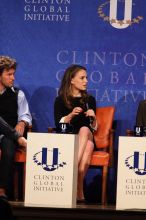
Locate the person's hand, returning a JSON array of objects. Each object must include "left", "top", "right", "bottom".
[
  {"left": 17, "top": 137, "right": 27, "bottom": 148},
  {"left": 15, "top": 121, "right": 26, "bottom": 136},
  {"left": 65, "top": 107, "right": 83, "bottom": 123},
  {"left": 72, "top": 107, "right": 83, "bottom": 116},
  {"left": 84, "top": 109, "right": 95, "bottom": 118}
]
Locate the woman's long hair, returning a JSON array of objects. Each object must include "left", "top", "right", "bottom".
[{"left": 58, "top": 64, "right": 89, "bottom": 109}]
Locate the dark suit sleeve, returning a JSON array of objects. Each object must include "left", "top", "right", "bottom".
[{"left": 0, "top": 116, "right": 21, "bottom": 141}]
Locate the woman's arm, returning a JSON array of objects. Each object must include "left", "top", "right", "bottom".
[
  {"left": 54, "top": 96, "right": 68, "bottom": 126},
  {"left": 54, "top": 96, "right": 82, "bottom": 125}
]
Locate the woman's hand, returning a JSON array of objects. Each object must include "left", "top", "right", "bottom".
[
  {"left": 64, "top": 107, "right": 83, "bottom": 123},
  {"left": 72, "top": 107, "right": 83, "bottom": 116},
  {"left": 85, "top": 109, "right": 97, "bottom": 129},
  {"left": 85, "top": 109, "right": 95, "bottom": 119}
]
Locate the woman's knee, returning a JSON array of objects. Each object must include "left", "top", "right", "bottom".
[
  {"left": 79, "top": 126, "right": 89, "bottom": 134},
  {"left": 79, "top": 127, "right": 92, "bottom": 138}
]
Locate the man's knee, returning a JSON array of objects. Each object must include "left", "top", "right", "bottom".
[{"left": 1, "top": 137, "right": 16, "bottom": 158}]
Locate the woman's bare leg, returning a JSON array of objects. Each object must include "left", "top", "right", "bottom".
[
  {"left": 78, "top": 127, "right": 93, "bottom": 163},
  {"left": 77, "top": 127, "right": 94, "bottom": 200}
]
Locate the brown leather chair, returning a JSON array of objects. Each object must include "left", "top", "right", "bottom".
[
  {"left": 90, "top": 106, "right": 115, "bottom": 205},
  {"left": 49, "top": 106, "right": 115, "bottom": 205}
]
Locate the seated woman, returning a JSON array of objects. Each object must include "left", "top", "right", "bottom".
[{"left": 54, "top": 64, "right": 97, "bottom": 201}]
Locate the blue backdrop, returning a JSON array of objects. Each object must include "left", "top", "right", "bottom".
[{"left": 0, "top": 0, "right": 146, "bottom": 203}]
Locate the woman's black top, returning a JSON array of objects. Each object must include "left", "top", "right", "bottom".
[{"left": 54, "top": 95, "right": 96, "bottom": 134}]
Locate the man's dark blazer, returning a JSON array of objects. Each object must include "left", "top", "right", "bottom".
[
  {"left": 0, "top": 116, "right": 20, "bottom": 141},
  {"left": 136, "top": 100, "right": 146, "bottom": 127}
]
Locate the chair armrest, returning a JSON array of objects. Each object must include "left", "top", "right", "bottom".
[
  {"left": 48, "top": 127, "right": 56, "bottom": 133},
  {"left": 126, "top": 129, "right": 134, "bottom": 136}
]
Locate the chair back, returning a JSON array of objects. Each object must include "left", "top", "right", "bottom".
[{"left": 94, "top": 106, "right": 115, "bottom": 149}]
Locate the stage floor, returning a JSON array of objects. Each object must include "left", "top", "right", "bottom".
[{"left": 10, "top": 201, "right": 146, "bottom": 220}]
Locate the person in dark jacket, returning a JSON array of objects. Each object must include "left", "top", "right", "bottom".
[
  {"left": 0, "top": 56, "right": 32, "bottom": 199},
  {"left": 0, "top": 116, "right": 27, "bottom": 147}
]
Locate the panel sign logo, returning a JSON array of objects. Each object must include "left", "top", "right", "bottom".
[
  {"left": 125, "top": 151, "right": 146, "bottom": 175},
  {"left": 97, "top": 0, "right": 143, "bottom": 29},
  {"left": 33, "top": 147, "right": 67, "bottom": 172}
]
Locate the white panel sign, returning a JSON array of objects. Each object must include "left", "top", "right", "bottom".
[
  {"left": 25, "top": 133, "right": 79, "bottom": 208},
  {"left": 116, "top": 136, "right": 146, "bottom": 210}
]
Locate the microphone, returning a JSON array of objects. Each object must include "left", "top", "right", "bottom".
[{"left": 86, "top": 103, "right": 94, "bottom": 124}]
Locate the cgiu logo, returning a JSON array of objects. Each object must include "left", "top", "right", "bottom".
[
  {"left": 33, "top": 147, "right": 67, "bottom": 172},
  {"left": 97, "top": 0, "right": 143, "bottom": 29},
  {"left": 125, "top": 151, "right": 146, "bottom": 175},
  {"left": 61, "top": 123, "right": 67, "bottom": 132}
]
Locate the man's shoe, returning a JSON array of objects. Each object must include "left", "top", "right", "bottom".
[{"left": 0, "top": 195, "right": 8, "bottom": 201}]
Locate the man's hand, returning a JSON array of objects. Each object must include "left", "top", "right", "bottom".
[
  {"left": 15, "top": 121, "right": 26, "bottom": 136},
  {"left": 17, "top": 136, "right": 27, "bottom": 148}
]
